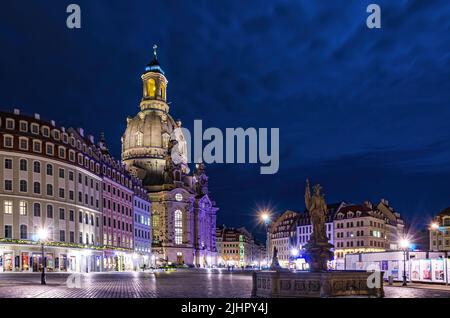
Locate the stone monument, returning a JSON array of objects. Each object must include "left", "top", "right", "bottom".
[
  {"left": 303, "top": 179, "right": 334, "bottom": 271},
  {"left": 251, "top": 179, "right": 384, "bottom": 298}
]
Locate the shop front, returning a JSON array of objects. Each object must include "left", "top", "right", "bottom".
[{"left": 0, "top": 244, "right": 104, "bottom": 273}]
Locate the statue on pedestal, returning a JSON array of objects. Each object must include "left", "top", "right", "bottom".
[
  {"left": 270, "top": 246, "right": 281, "bottom": 270},
  {"left": 304, "top": 179, "right": 333, "bottom": 271}
]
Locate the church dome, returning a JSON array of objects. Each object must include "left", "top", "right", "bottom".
[
  {"left": 122, "top": 109, "right": 176, "bottom": 152},
  {"left": 122, "top": 108, "right": 177, "bottom": 186}
]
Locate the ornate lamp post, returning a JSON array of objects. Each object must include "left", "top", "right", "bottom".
[
  {"left": 37, "top": 228, "right": 49, "bottom": 285},
  {"left": 259, "top": 211, "right": 271, "bottom": 267},
  {"left": 399, "top": 238, "right": 410, "bottom": 286}
]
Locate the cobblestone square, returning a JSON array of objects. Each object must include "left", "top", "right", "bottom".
[{"left": 0, "top": 270, "right": 449, "bottom": 298}]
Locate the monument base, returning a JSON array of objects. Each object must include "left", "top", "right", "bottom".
[
  {"left": 252, "top": 270, "right": 384, "bottom": 298},
  {"left": 304, "top": 239, "right": 334, "bottom": 272}
]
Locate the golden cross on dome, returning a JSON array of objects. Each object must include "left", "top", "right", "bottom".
[{"left": 153, "top": 44, "right": 158, "bottom": 59}]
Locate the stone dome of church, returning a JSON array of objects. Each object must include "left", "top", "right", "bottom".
[
  {"left": 122, "top": 108, "right": 176, "bottom": 187},
  {"left": 122, "top": 109, "right": 175, "bottom": 151}
]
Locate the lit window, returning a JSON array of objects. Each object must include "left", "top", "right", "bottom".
[
  {"left": 19, "top": 201, "right": 27, "bottom": 216},
  {"left": 147, "top": 78, "right": 156, "bottom": 97},
  {"left": 175, "top": 209, "right": 182, "bottom": 245},
  {"left": 4, "top": 201, "right": 13, "bottom": 214}
]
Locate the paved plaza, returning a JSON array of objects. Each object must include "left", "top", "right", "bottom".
[{"left": 0, "top": 270, "right": 449, "bottom": 298}]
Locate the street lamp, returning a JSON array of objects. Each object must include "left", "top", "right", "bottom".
[
  {"left": 399, "top": 238, "right": 410, "bottom": 286},
  {"left": 259, "top": 210, "right": 271, "bottom": 267},
  {"left": 37, "top": 228, "right": 48, "bottom": 285}
]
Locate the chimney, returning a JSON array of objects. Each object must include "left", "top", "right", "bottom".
[
  {"left": 13, "top": 108, "right": 20, "bottom": 115},
  {"left": 61, "top": 127, "right": 66, "bottom": 132},
  {"left": 34, "top": 113, "right": 40, "bottom": 120},
  {"left": 50, "top": 120, "right": 55, "bottom": 127},
  {"left": 364, "top": 201, "right": 373, "bottom": 209},
  {"left": 88, "top": 135, "right": 95, "bottom": 144}
]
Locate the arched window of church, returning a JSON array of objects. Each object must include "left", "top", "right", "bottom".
[
  {"left": 147, "top": 79, "right": 156, "bottom": 97},
  {"left": 175, "top": 209, "right": 182, "bottom": 245},
  {"left": 136, "top": 131, "right": 143, "bottom": 146}
]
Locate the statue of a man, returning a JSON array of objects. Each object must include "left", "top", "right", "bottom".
[{"left": 305, "top": 179, "right": 328, "bottom": 242}]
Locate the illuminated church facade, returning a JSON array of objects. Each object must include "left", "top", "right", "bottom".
[{"left": 121, "top": 47, "right": 218, "bottom": 267}]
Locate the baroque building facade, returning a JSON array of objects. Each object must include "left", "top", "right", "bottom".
[
  {"left": 0, "top": 109, "right": 151, "bottom": 272},
  {"left": 121, "top": 48, "right": 218, "bottom": 267}
]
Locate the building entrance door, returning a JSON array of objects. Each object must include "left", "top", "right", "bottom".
[{"left": 176, "top": 252, "right": 184, "bottom": 265}]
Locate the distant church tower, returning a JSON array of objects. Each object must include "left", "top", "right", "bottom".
[{"left": 122, "top": 45, "right": 218, "bottom": 267}]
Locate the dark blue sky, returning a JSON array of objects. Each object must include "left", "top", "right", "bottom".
[{"left": 1, "top": 0, "right": 450, "bottom": 238}]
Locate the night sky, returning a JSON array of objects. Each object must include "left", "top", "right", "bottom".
[{"left": 1, "top": 0, "right": 450, "bottom": 239}]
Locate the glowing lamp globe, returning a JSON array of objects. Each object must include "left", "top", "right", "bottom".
[
  {"left": 37, "top": 228, "right": 48, "bottom": 241},
  {"left": 399, "top": 239, "right": 410, "bottom": 249}
]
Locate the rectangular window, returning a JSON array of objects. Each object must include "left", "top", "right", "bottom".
[
  {"left": 33, "top": 203, "right": 41, "bottom": 217},
  {"left": 4, "top": 225, "right": 12, "bottom": 239},
  {"left": 58, "top": 147, "right": 65, "bottom": 158},
  {"left": 59, "top": 168, "right": 65, "bottom": 178},
  {"left": 46, "top": 144, "right": 54, "bottom": 155},
  {"left": 33, "top": 182, "right": 40, "bottom": 194},
  {"left": 20, "top": 160, "right": 27, "bottom": 172},
  {"left": 4, "top": 201, "right": 13, "bottom": 214},
  {"left": 70, "top": 231, "right": 75, "bottom": 243},
  {"left": 33, "top": 140, "right": 41, "bottom": 152},
  {"left": 19, "top": 138, "right": 28, "bottom": 150},
  {"left": 19, "top": 201, "right": 27, "bottom": 216},
  {"left": 59, "top": 208, "right": 65, "bottom": 220},
  {"left": 46, "top": 184, "right": 53, "bottom": 196},
  {"left": 59, "top": 188, "right": 65, "bottom": 198},
  {"left": 19, "top": 121, "right": 28, "bottom": 132},
  {"left": 46, "top": 164, "right": 53, "bottom": 176},
  {"left": 3, "top": 136, "right": 13, "bottom": 148},
  {"left": 4, "top": 180, "right": 12, "bottom": 191},
  {"left": 69, "top": 210, "right": 74, "bottom": 221},
  {"left": 60, "top": 230, "right": 66, "bottom": 242},
  {"left": 19, "top": 180, "right": 27, "bottom": 192},
  {"left": 4, "top": 159, "right": 12, "bottom": 169},
  {"left": 47, "top": 205, "right": 53, "bottom": 218}
]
